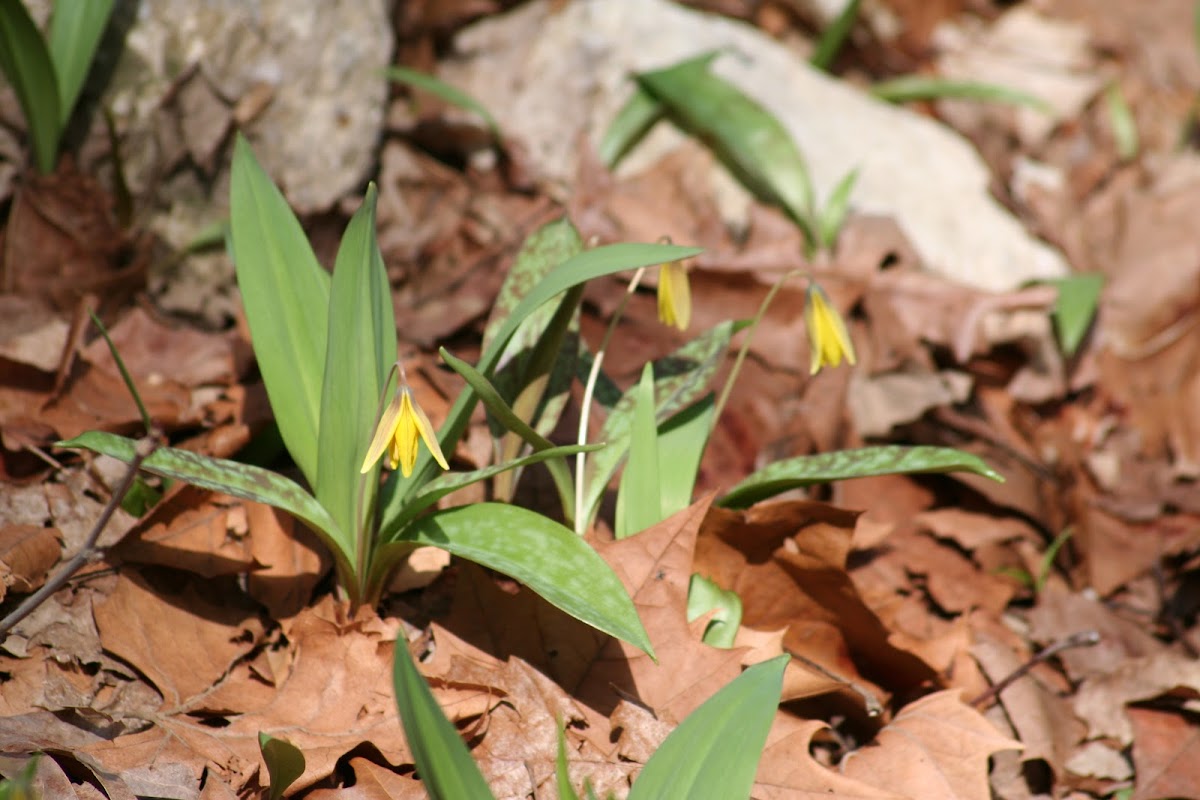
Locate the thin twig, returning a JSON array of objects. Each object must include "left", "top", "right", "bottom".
[
  {"left": 788, "top": 649, "right": 883, "bottom": 717},
  {"left": 0, "top": 436, "right": 158, "bottom": 638},
  {"left": 970, "top": 630, "right": 1101, "bottom": 708}
]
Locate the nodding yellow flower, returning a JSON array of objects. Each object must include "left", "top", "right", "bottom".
[
  {"left": 657, "top": 259, "right": 691, "bottom": 331},
  {"left": 805, "top": 283, "right": 857, "bottom": 374},
  {"left": 360, "top": 380, "right": 449, "bottom": 478}
]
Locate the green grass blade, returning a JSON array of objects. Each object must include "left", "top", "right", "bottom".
[
  {"left": 628, "top": 655, "right": 787, "bottom": 799},
  {"left": 378, "top": 241, "right": 701, "bottom": 531},
  {"left": 615, "top": 364, "right": 662, "bottom": 539},
  {"left": 57, "top": 431, "right": 353, "bottom": 587},
  {"left": 656, "top": 395, "right": 715, "bottom": 520},
  {"left": 399, "top": 503, "right": 654, "bottom": 657},
  {"left": 810, "top": 0, "right": 862, "bottom": 72},
  {"left": 393, "top": 641, "right": 496, "bottom": 800},
  {"left": 0, "top": 0, "right": 61, "bottom": 173},
  {"left": 686, "top": 573, "right": 742, "bottom": 649},
  {"left": 599, "top": 84, "right": 664, "bottom": 169},
  {"left": 1043, "top": 273, "right": 1104, "bottom": 356},
  {"left": 230, "top": 134, "right": 330, "bottom": 486},
  {"left": 636, "top": 53, "right": 817, "bottom": 247},
  {"left": 583, "top": 321, "right": 738, "bottom": 530},
  {"left": 258, "top": 733, "right": 306, "bottom": 800},
  {"left": 46, "top": 0, "right": 113, "bottom": 125},
  {"left": 1104, "top": 82, "right": 1139, "bottom": 162},
  {"left": 870, "top": 76, "right": 1052, "bottom": 113},
  {"left": 720, "top": 445, "right": 1005, "bottom": 509},
  {"left": 817, "top": 167, "right": 859, "bottom": 251},
  {"left": 386, "top": 65, "right": 501, "bottom": 141},
  {"left": 315, "top": 184, "right": 395, "bottom": 561},
  {"left": 556, "top": 719, "right": 582, "bottom": 800},
  {"left": 87, "top": 309, "right": 151, "bottom": 436}
]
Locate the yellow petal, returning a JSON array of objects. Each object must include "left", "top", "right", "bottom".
[
  {"left": 394, "top": 389, "right": 422, "bottom": 477},
  {"left": 806, "top": 284, "right": 856, "bottom": 374},
  {"left": 657, "top": 260, "right": 691, "bottom": 330},
  {"left": 360, "top": 389, "right": 404, "bottom": 473},
  {"left": 406, "top": 387, "right": 450, "bottom": 471}
]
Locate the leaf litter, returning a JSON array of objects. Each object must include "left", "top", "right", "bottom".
[{"left": 3, "top": 1, "right": 1200, "bottom": 798}]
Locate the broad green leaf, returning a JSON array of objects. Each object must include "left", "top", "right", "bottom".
[
  {"left": 57, "top": 431, "right": 354, "bottom": 590},
  {"left": 258, "top": 733, "right": 305, "bottom": 800},
  {"left": 399, "top": 503, "right": 653, "bottom": 657},
  {"left": 636, "top": 53, "right": 817, "bottom": 247},
  {"left": 230, "top": 134, "right": 330, "bottom": 487},
  {"left": 583, "top": 321, "right": 739, "bottom": 530},
  {"left": 810, "top": 0, "right": 862, "bottom": 72},
  {"left": 386, "top": 65, "right": 501, "bottom": 141},
  {"left": 686, "top": 573, "right": 742, "bottom": 649},
  {"left": 0, "top": 0, "right": 61, "bottom": 173},
  {"left": 1043, "top": 273, "right": 1103, "bottom": 356},
  {"left": 315, "top": 184, "right": 395, "bottom": 557},
  {"left": 615, "top": 364, "right": 661, "bottom": 539},
  {"left": 628, "top": 655, "right": 787, "bottom": 799},
  {"left": 817, "top": 167, "right": 859, "bottom": 251},
  {"left": 870, "top": 76, "right": 1052, "bottom": 113},
  {"left": 393, "top": 641, "right": 495, "bottom": 800},
  {"left": 47, "top": 0, "right": 113, "bottom": 125},
  {"left": 656, "top": 395, "right": 715, "bottom": 521},
  {"left": 379, "top": 241, "right": 702, "bottom": 531},
  {"left": 599, "top": 84, "right": 664, "bottom": 169},
  {"left": 720, "top": 445, "right": 1005, "bottom": 509},
  {"left": 556, "top": 719, "right": 582, "bottom": 800}
]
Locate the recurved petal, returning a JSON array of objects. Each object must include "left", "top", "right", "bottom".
[
  {"left": 406, "top": 387, "right": 450, "bottom": 471},
  {"left": 360, "top": 389, "right": 405, "bottom": 473}
]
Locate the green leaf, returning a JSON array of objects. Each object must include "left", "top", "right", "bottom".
[
  {"left": 258, "top": 732, "right": 306, "bottom": 800},
  {"left": 817, "top": 167, "right": 859, "bottom": 251},
  {"left": 399, "top": 503, "right": 653, "bottom": 657},
  {"left": 386, "top": 65, "right": 501, "bottom": 142},
  {"left": 392, "top": 641, "right": 495, "bottom": 800},
  {"left": 439, "top": 348, "right": 576, "bottom": 512},
  {"left": 656, "top": 395, "right": 715, "bottom": 519},
  {"left": 315, "top": 184, "right": 395, "bottom": 561},
  {"left": 628, "top": 655, "right": 786, "bottom": 799},
  {"left": 810, "top": 0, "right": 862, "bottom": 72},
  {"left": 686, "top": 574, "right": 742, "bottom": 649},
  {"left": 384, "top": 443, "right": 603, "bottom": 538},
  {"left": 1105, "top": 82, "right": 1139, "bottom": 162},
  {"left": 0, "top": 0, "right": 61, "bottom": 173},
  {"left": 556, "top": 719, "right": 582, "bottom": 800},
  {"left": 1044, "top": 273, "right": 1103, "bottom": 356},
  {"left": 720, "top": 445, "right": 1005, "bottom": 509},
  {"left": 583, "top": 321, "right": 739, "bottom": 529},
  {"left": 0, "top": 755, "right": 38, "bottom": 800},
  {"left": 616, "top": 364, "right": 661, "bottom": 539},
  {"left": 599, "top": 84, "right": 664, "bottom": 169},
  {"left": 378, "top": 241, "right": 702, "bottom": 531},
  {"left": 230, "top": 134, "right": 330, "bottom": 487},
  {"left": 870, "top": 76, "right": 1052, "bottom": 113},
  {"left": 636, "top": 53, "right": 817, "bottom": 248},
  {"left": 57, "top": 431, "right": 353, "bottom": 590},
  {"left": 46, "top": 0, "right": 113, "bottom": 125}
]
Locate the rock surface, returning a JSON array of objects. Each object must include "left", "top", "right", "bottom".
[{"left": 441, "top": 0, "right": 1068, "bottom": 291}]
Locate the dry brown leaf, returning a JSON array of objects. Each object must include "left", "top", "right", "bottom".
[
  {"left": 113, "top": 486, "right": 256, "bottom": 577},
  {"left": 1073, "top": 651, "right": 1200, "bottom": 745},
  {"left": 244, "top": 501, "right": 328, "bottom": 620},
  {"left": 840, "top": 690, "right": 1022, "bottom": 800},
  {"left": 0, "top": 523, "right": 60, "bottom": 599},
  {"left": 754, "top": 713, "right": 907, "bottom": 800},
  {"left": 307, "top": 757, "right": 425, "bottom": 799},
  {"left": 1128, "top": 706, "right": 1200, "bottom": 800}
]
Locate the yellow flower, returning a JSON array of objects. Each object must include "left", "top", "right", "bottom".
[
  {"left": 657, "top": 260, "right": 691, "bottom": 330},
  {"left": 805, "top": 283, "right": 856, "bottom": 374},
  {"left": 360, "top": 382, "right": 449, "bottom": 477}
]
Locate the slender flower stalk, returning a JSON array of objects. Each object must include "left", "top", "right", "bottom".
[
  {"left": 805, "top": 282, "right": 856, "bottom": 374},
  {"left": 361, "top": 363, "right": 450, "bottom": 478},
  {"left": 657, "top": 259, "right": 691, "bottom": 330}
]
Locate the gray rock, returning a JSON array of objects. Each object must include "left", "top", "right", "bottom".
[{"left": 441, "top": 0, "right": 1068, "bottom": 291}]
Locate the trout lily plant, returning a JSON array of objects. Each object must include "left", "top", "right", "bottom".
[{"left": 56, "top": 135, "right": 712, "bottom": 655}]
